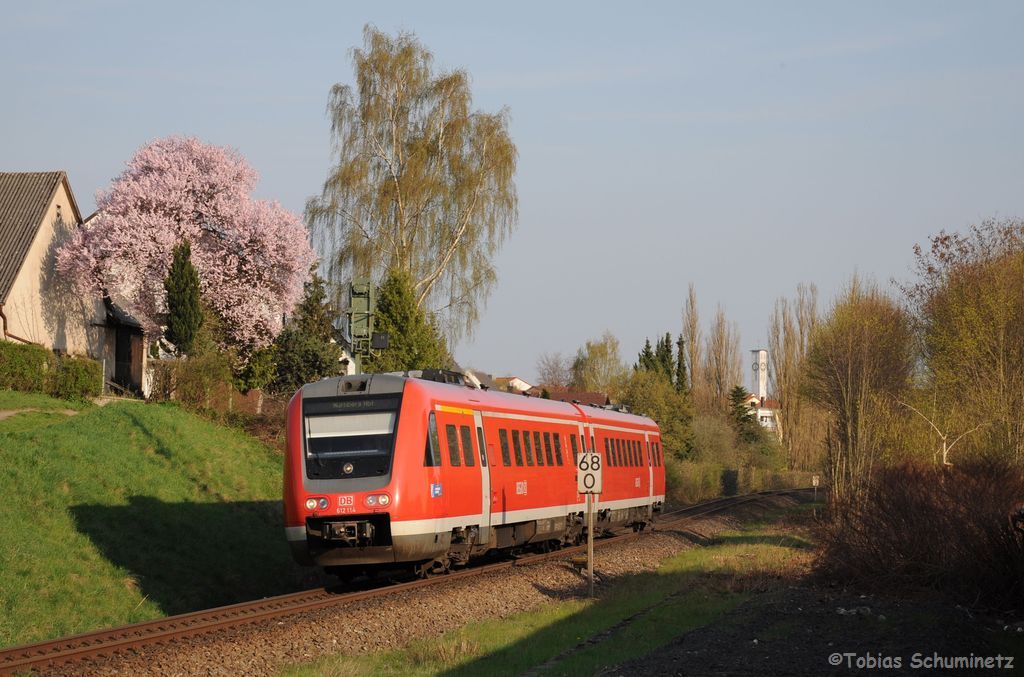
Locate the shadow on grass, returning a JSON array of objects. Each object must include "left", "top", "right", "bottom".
[
  {"left": 70, "top": 497, "right": 314, "bottom": 615},
  {"left": 713, "top": 534, "right": 815, "bottom": 550},
  {"left": 439, "top": 564, "right": 800, "bottom": 677}
]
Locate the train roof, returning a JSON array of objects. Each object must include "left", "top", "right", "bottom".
[{"left": 300, "top": 372, "right": 660, "bottom": 432}]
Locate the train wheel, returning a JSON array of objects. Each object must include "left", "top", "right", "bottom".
[{"left": 414, "top": 557, "right": 451, "bottom": 578}]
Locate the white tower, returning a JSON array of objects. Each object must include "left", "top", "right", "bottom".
[{"left": 750, "top": 349, "right": 768, "bottom": 401}]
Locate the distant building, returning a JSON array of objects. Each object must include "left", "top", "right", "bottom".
[
  {"left": 540, "top": 387, "right": 611, "bottom": 407},
  {"left": 0, "top": 171, "right": 147, "bottom": 394},
  {"left": 747, "top": 348, "right": 780, "bottom": 437},
  {"left": 494, "top": 376, "right": 534, "bottom": 393}
]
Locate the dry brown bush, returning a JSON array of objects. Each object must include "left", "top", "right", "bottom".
[{"left": 818, "top": 459, "right": 1024, "bottom": 610}]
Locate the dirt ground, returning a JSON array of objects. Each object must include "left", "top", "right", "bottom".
[{"left": 606, "top": 580, "right": 1024, "bottom": 676}]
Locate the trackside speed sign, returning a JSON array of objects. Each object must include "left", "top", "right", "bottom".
[{"left": 577, "top": 452, "right": 603, "bottom": 493}]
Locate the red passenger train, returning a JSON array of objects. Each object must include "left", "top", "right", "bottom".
[{"left": 284, "top": 371, "right": 666, "bottom": 576}]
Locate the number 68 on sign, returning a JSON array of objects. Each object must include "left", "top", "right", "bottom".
[{"left": 577, "top": 452, "right": 603, "bottom": 494}]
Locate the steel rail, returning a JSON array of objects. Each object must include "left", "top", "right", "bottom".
[{"left": 0, "top": 488, "right": 809, "bottom": 674}]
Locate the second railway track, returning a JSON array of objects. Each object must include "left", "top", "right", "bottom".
[{"left": 0, "top": 488, "right": 808, "bottom": 675}]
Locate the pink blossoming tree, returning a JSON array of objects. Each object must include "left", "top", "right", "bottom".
[{"left": 58, "top": 136, "right": 316, "bottom": 355}]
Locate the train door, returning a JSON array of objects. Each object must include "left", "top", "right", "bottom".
[
  {"left": 575, "top": 422, "right": 588, "bottom": 504},
  {"left": 473, "top": 410, "right": 492, "bottom": 545}
]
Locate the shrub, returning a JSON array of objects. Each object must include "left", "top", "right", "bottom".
[
  {"left": 176, "top": 351, "right": 234, "bottom": 411},
  {"left": 51, "top": 355, "right": 102, "bottom": 401},
  {"left": 818, "top": 459, "right": 1024, "bottom": 610},
  {"left": 0, "top": 342, "right": 54, "bottom": 392}
]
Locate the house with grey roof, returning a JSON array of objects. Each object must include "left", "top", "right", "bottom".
[{"left": 0, "top": 171, "right": 146, "bottom": 394}]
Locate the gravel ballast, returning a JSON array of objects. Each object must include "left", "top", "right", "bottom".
[{"left": 74, "top": 496, "right": 801, "bottom": 676}]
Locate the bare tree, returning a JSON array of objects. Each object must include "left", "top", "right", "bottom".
[
  {"left": 767, "top": 283, "right": 826, "bottom": 469},
  {"left": 894, "top": 397, "right": 987, "bottom": 466},
  {"left": 682, "top": 283, "right": 706, "bottom": 408},
  {"left": 535, "top": 351, "right": 571, "bottom": 388},
  {"left": 703, "top": 305, "right": 741, "bottom": 412}
]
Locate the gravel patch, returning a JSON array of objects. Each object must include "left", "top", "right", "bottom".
[{"left": 71, "top": 496, "right": 800, "bottom": 676}]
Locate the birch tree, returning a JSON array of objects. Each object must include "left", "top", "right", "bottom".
[{"left": 308, "top": 26, "right": 518, "bottom": 341}]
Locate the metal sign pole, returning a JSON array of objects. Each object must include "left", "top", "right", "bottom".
[
  {"left": 577, "top": 447, "right": 602, "bottom": 599},
  {"left": 587, "top": 492, "right": 594, "bottom": 598}
]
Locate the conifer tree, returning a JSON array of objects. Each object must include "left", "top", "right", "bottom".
[
  {"left": 364, "top": 269, "right": 451, "bottom": 373},
  {"left": 635, "top": 338, "right": 656, "bottom": 372},
  {"left": 164, "top": 242, "right": 203, "bottom": 355},
  {"left": 655, "top": 332, "right": 674, "bottom": 381},
  {"left": 270, "top": 271, "right": 343, "bottom": 394},
  {"left": 729, "top": 385, "right": 762, "bottom": 443},
  {"left": 675, "top": 333, "right": 688, "bottom": 394}
]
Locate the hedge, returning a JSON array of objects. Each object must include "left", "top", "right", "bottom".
[
  {"left": 0, "top": 340, "right": 102, "bottom": 401},
  {"left": 0, "top": 341, "right": 54, "bottom": 392}
]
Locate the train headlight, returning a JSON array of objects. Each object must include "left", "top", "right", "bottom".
[
  {"left": 317, "top": 497, "right": 329, "bottom": 509},
  {"left": 343, "top": 463, "right": 354, "bottom": 475},
  {"left": 305, "top": 498, "right": 317, "bottom": 510},
  {"left": 364, "top": 493, "right": 391, "bottom": 508}
]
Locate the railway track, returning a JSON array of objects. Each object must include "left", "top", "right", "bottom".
[{"left": 0, "top": 488, "right": 808, "bottom": 674}]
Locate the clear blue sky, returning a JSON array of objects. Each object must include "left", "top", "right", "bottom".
[{"left": 4, "top": 1, "right": 1023, "bottom": 385}]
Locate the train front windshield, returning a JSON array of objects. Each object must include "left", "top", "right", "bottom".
[{"left": 303, "top": 397, "right": 399, "bottom": 479}]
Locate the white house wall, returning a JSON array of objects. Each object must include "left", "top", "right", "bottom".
[{"left": 3, "top": 183, "right": 106, "bottom": 358}]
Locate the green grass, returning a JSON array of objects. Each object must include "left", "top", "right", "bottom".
[
  {"left": 0, "top": 392, "right": 304, "bottom": 648},
  {"left": 0, "top": 389, "right": 91, "bottom": 412},
  {"left": 286, "top": 509, "right": 814, "bottom": 676}
]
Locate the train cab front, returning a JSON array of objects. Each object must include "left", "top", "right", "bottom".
[{"left": 284, "top": 375, "right": 404, "bottom": 567}]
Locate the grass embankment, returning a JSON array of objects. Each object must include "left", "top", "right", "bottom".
[
  {"left": 0, "top": 391, "right": 302, "bottom": 648},
  {"left": 287, "top": 505, "right": 815, "bottom": 676}
]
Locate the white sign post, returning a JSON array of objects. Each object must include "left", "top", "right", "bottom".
[
  {"left": 812, "top": 474, "right": 820, "bottom": 501},
  {"left": 577, "top": 451, "right": 603, "bottom": 597}
]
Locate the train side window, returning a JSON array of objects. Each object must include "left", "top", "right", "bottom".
[
  {"left": 460, "top": 425, "right": 475, "bottom": 467},
  {"left": 543, "top": 432, "right": 554, "bottom": 466},
  {"left": 526, "top": 429, "right": 542, "bottom": 466},
  {"left": 425, "top": 412, "right": 441, "bottom": 466},
  {"left": 553, "top": 433, "right": 564, "bottom": 466},
  {"left": 533, "top": 431, "right": 543, "bottom": 464},
  {"left": 476, "top": 427, "right": 488, "bottom": 467},
  {"left": 604, "top": 437, "right": 614, "bottom": 467},
  {"left": 646, "top": 440, "right": 652, "bottom": 466},
  {"left": 570, "top": 434, "right": 579, "bottom": 465},
  {"left": 499, "top": 429, "right": 511, "bottom": 466},
  {"left": 633, "top": 440, "right": 640, "bottom": 466},
  {"left": 512, "top": 430, "right": 525, "bottom": 466},
  {"left": 656, "top": 442, "right": 662, "bottom": 466},
  {"left": 614, "top": 438, "right": 622, "bottom": 466},
  {"left": 446, "top": 424, "right": 461, "bottom": 466}
]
